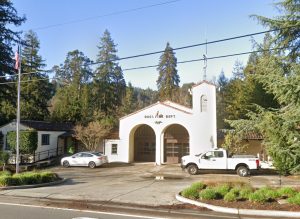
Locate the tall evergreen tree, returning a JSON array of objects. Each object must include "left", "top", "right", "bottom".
[
  {"left": 228, "top": 0, "right": 300, "bottom": 173},
  {"left": 93, "top": 30, "right": 126, "bottom": 115},
  {"left": 156, "top": 42, "right": 180, "bottom": 101},
  {"left": 0, "top": 0, "right": 25, "bottom": 125},
  {"left": 20, "top": 30, "right": 53, "bottom": 120},
  {"left": 216, "top": 70, "right": 229, "bottom": 129},
  {"left": 51, "top": 50, "right": 93, "bottom": 123},
  {"left": 232, "top": 60, "right": 245, "bottom": 80},
  {"left": 252, "top": 0, "right": 300, "bottom": 61},
  {"left": 120, "top": 82, "right": 136, "bottom": 115}
]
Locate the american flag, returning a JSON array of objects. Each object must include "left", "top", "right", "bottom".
[{"left": 14, "top": 46, "right": 20, "bottom": 70}]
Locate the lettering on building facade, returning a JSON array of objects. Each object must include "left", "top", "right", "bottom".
[{"left": 144, "top": 111, "right": 176, "bottom": 119}]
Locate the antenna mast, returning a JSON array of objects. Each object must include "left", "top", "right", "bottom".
[{"left": 203, "top": 39, "right": 207, "bottom": 81}]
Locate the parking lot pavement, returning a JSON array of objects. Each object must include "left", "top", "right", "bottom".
[{"left": 1, "top": 163, "right": 300, "bottom": 207}]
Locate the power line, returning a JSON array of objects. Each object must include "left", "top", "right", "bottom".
[
  {"left": 0, "top": 46, "right": 289, "bottom": 85},
  {"left": 90, "top": 24, "right": 300, "bottom": 66},
  {"left": 123, "top": 46, "right": 287, "bottom": 71},
  {"left": 31, "top": 0, "right": 181, "bottom": 31},
  {"left": 4, "top": 24, "right": 298, "bottom": 79}
]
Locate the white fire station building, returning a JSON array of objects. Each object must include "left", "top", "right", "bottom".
[{"left": 104, "top": 81, "right": 217, "bottom": 165}]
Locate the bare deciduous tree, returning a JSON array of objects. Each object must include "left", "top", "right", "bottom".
[{"left": 73, "top": 121, "right": 112, "bottom": 151}]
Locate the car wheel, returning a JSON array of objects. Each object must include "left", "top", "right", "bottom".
[
  {"left": 88, "top": 161, "right": 96, "bottom": 168},
  {"left": 63, "top": 160, "right": 70, "bottom": 168},
  {"left": 187, "top": 164, "right": 198, "bottom": 175},
  {"left": 237, "top": 166, "right": 249, "bottom": 177}
]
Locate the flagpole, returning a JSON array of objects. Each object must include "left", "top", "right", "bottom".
[{"left": 16, "top": 43, "right": 21, "bottom": 174}]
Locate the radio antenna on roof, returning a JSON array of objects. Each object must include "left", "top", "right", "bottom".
[{"left": 203, "top": 39, "right": 207, "bottom": 81}]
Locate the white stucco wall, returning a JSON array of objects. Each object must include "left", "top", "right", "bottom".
[
  {"left": 35, "top": 131, "right": 65, "bottom": 160},
  {"left": 104, "top": 139, "right": 121, "bottom": 163},
  {"left": 108, "top": 81, "right": 217, "bottom": 165}
]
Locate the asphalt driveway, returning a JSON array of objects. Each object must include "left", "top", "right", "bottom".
[{"left": 0, "top": 163, "right": 299, "bottom": 206}]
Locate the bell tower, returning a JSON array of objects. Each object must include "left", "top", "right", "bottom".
[{"left": 191, "top": 81, "right": 217, "bottom": 148}]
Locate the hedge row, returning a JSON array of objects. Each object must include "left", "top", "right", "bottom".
[
  {"left": 181, "top": 182, "right": 300, "bottom": 205},
  {"left": 0, "top": 171, "right": 59, "bottom": 186}
]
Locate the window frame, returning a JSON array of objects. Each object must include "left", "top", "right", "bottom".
[
  {"left": 200, "top": 95, "right": 208, "bottom": 112},
  {"left": 111, "top": 144, "right": 118, "bottom": 155},
  {"left": 41, "top": 134, "right": 50, "bottom": 146}
]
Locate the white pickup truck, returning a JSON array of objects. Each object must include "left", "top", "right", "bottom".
[{"left": 181, "top": 148, "right": 260, "bottom": 177}]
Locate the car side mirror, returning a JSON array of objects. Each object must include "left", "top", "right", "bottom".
[{"left": 202, "top": 155, "right": 208, "bottom": 159}]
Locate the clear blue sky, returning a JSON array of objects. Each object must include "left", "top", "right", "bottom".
[{"left": 13, "top": 0, "right": 278, "bottom": 90}]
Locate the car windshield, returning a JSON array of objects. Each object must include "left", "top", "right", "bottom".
[{"left": 91, "top": 152, "right": 102, "bottom": 156}]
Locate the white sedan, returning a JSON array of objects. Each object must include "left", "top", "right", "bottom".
[{"left": 61, "top": 152, "right": 108, "bottom": 168}]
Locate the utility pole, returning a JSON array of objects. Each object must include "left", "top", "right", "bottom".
[{"left": 16, "top": 44, "right": 21, "bottom": 174}]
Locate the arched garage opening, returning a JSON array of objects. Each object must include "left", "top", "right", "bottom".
[
  {"left": 134, "top": 125, "right": 156, "bottom": 162},
  {"left": 164, "top": 124, "right": 189, "bottom": 164}
]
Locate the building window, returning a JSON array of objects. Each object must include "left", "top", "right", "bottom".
[
  {"left": 0, "top": 132, "right": 3, "bottom": 150},
  {"left": 5, "top": 137, "right": 10, "bottom": 150},
  {"left": 111, "top": 144, "right": 118, "bottom": 155},
  {"left": 200, "top": 95, "right": 208, "bottom": 112},
  {"left": 42, "top": 134, "right": 50, "bottom": 145}
]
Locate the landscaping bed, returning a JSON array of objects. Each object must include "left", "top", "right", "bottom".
[
  {"left": 0, "top": 170, "right": 60, "bottom": 187},
  {"left": 180, "top": 181, "right": 300, "bottom": 212}
]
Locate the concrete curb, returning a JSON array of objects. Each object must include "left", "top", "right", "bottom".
[
  {"left": 176, "top": 194, "right": 300, "bottom": 218},
  {"left": 0, "top": 178, "right": 67, "bottom": 190}
]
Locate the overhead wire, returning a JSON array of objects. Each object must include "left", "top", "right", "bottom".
[
  {"left": 0, "top": 46, "right": 290, "bottom": 85},
  {"left": 31, "top": 0, "right": 182, "bottom": 31},
  {"left": 2, "top": 24, "right": 299, "bottom": 80},
  {"left": 84, "top": 24, "right": 300, "bottom": 66}
]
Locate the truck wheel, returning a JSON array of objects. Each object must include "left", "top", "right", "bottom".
[
  {"left": 187, "top": 164, "right": 198, "bottom": 175},
  {"left": 237, "top": 166, "right": 249, "bottom": 177}
]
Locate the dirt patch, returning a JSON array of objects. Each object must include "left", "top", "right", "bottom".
[
  {"left": 200, "top": 199, "right": 300, "bottom": 212},
  {"left": 158, "top": 203, "right": 209, "bottom": 211},
  {"left": 42, "top": 198, "right": 209, "bottom": 212}
]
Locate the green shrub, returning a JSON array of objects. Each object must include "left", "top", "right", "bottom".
[
  {"left": 230, "top": 187, "right": 240, "bottom": 196},
  {"left": 215, "top": 184, "right": 231, "bottom": 197},
  {"left": 224, "top": 191, "right": 238, "bottom": 202},
  {"left": 0, "top": 170, "right": 12, "bottom": 177},
  {"left": 7, "top": 131, "right": 38, "bottom": 153},
  {"left": 16, "top": 172, "right": 42, "bottom": 185},
  {"left": 248, "top": 187, "right": 279, "bottom": 203},
  {"left": 287, "top": 193, "right": 300, "bottom": 205},
  {"left": 199, "top": 188, "right": 219, "bottom": 200},
  {"left": 249, "top": 190, "right": 268, "bottom": 203},
  {"left": 0, "top": 171, "right": 58, "bottom": 187},
  {"left": 0, "top": 176, "right": 20, "bottom": 186},
  {"left": 182, "top": 187, "right": 199, "bottom": 199},
  {"left": 181, "top": 182, "right": 206, "bottom": 199},
  {"left": 277, "top": 187, "right": 297, "bottom": 198},
  {"left": 261, "top": 187, "right": 280, "bottom": 200},
  {"left": 40, "top": 172, "right": 58, "bottom": 183},
  {"left": 190, "top": 182, "right": 206, "bottom": 191},
  {"left": 239, "top": 187, "right": 253, "bottom": 199}
]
